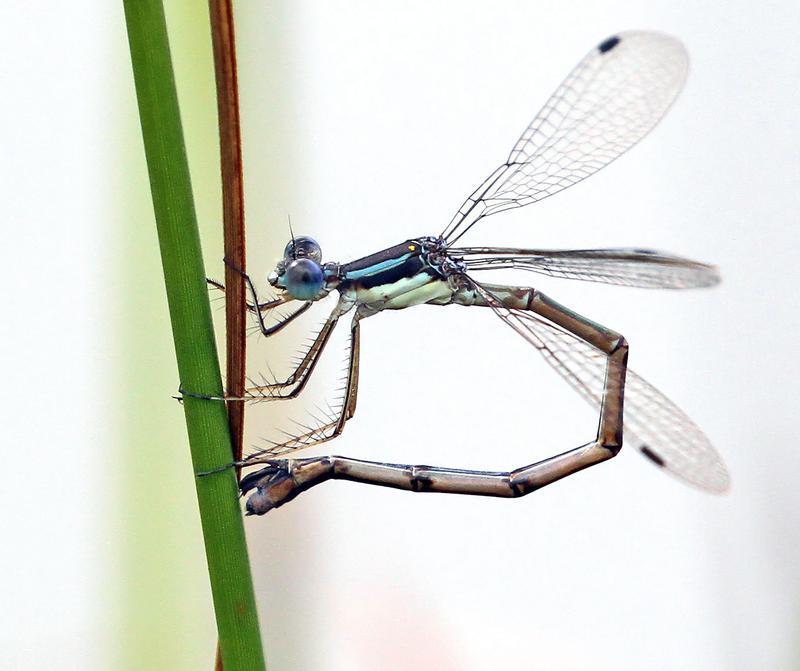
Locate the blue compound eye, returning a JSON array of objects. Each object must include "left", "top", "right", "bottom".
[{"left": 284, "top": 258, "right": 324, "bottom": 300}]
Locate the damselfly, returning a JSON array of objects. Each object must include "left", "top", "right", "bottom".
[{"left": 202, "top": 31, "right": 730, "bottom": 515}]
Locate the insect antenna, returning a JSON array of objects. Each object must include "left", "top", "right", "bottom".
[{"left": 288, "top": 213, "right": 297, "bottom": 259}]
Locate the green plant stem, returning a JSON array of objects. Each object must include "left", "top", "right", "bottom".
[{"left": 122, "top": 2, "right": 266, "bottom": 669}]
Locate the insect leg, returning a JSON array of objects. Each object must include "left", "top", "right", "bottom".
[
  {"left": 232, "top": 310, "right": 363, "bottom": 484},
  {"left": 344, "top": 313, "right": 361, "bottom": 419},
  {"left": 237, "top": 293, "right": 359, "bottom": 401},
  {"left": 207, "top": 277, "right": 312, "bottom": 337},
  {"left": 188, "top": 294, "right": 351, "bottom": 404}
]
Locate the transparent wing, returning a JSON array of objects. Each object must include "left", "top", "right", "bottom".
[
  {"left": 452, "top": 247, "right": 719, "bottom": 289},
  {"left": 471, "top": 280, "right": 730, "bottom": 493},
  {"left": 441, "top": 32, "right": 689, "bottom": 245}
]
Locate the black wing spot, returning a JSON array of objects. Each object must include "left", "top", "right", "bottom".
[
  {"left": 598, "top": 35, "right": 621, "bottom": 54},
  {"left": 640, "top": 445, "right": 666, "bottom": 468}
]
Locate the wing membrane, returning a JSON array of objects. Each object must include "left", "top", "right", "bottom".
[
  {"left": 471, "top": 281, "right": 730, "bottom": 493},
  {"left": 442, "top": 32, "right": 689, "bottom": 244},
  {"left": 453, "top": 247, "right": 719, "bottom": 289}
]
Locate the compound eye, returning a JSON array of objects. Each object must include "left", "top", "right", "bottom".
[
  {"left": 284, "top": 258, "right": 324, "bottom": 300},
  {"left": 283, "top": 236, "right": 322, "bottom": 263}
]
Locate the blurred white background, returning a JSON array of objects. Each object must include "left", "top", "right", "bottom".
[{"left": 2, "top": 1, "right": 799, "bottom": 669}]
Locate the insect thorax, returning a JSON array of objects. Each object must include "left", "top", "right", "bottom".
[{"left": 418, "top": 236, "right": 467, "bottom": 279}]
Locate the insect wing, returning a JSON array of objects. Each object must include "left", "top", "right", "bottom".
[
  {"left": 453, "top": 247, "right": 720, "bottom": 290},
  {"left": 442, "top": 32, "right": 689, "bottom": 244},
  {"left": 471, "top": 280, "right": 730, "bottom": 493}
]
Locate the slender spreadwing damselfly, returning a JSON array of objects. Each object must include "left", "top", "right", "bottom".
[{"left": 194, "top": 31, "right": 730, "bottom": 515}]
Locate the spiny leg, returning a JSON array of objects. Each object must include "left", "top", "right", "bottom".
[
  {"left": 189, "top": 292, "right": 357, "bottom": 403},
  {"left": 344, "top": 316, "right": 361, "bottom": 420},
  {"left": 207, "top": 277, "right": 311, "bottom": 337},
  {"left": 240, "top": 286, "right": 629, "bottom": 514},
  {"left": 179, "top": 300, "right": 328, "bottom": 402},
  {"left": 237, "top": 311, "right": 364, "bottom": 494},
  {"left": 239, "top": 293, "right": 358, "bottom": 401},
  {"left": 194, "top": 261, "right": 312, "bottom": 407},
  {"left": 241, "top": 269, "right": 311, "bottom": 338},
  {"left": 208, "top": 277, "right": 281, "bottom": 313},
  {"left": 176, "top": 283, "right": 292, "bottom": 401}
]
